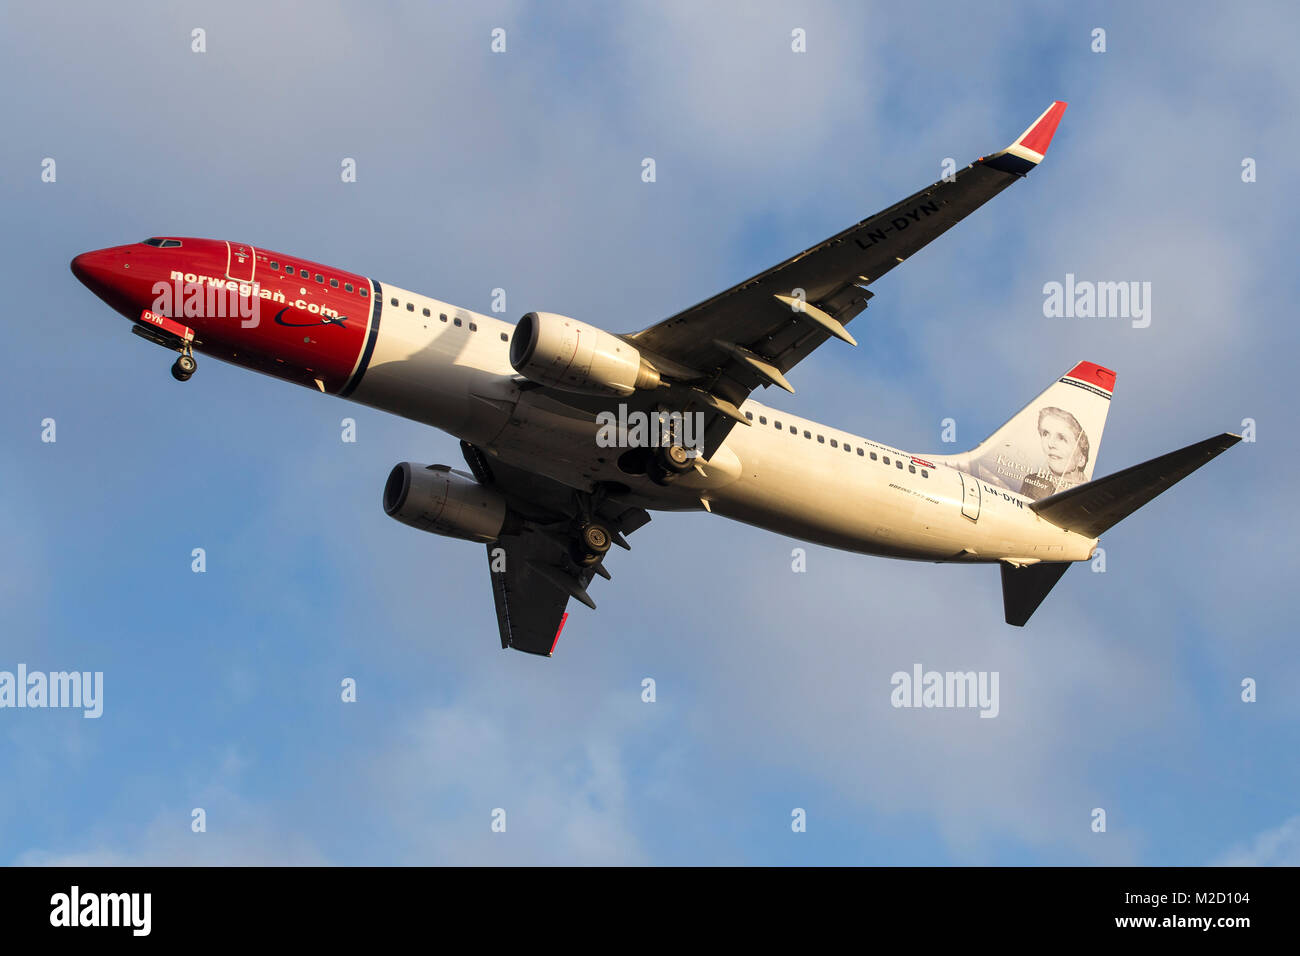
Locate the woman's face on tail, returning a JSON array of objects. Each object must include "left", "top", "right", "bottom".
[{"left": 1039, "top": 413, "right": 1082, "bottom": 475}]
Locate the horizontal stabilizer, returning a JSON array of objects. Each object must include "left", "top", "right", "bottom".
[
  {"left": 1030, "top": 433, "right": 1241, "bottom": 539},
  {"left": 1000, "top": 561, "right": 1070, "bottom": 627}
]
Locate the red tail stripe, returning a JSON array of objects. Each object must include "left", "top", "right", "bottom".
[{"left": 1065, "top": 361, "right": 1116, "bottom": 394}]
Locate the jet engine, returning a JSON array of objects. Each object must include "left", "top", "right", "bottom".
[
  {"left": 509, "top": 311, "right": 661, "bottom": 396},
  {"left": 383, "top": 463, "right": 515, "bottom": 543}
]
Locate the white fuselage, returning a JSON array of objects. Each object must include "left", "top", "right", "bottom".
[{"left": 348, "top": 283, "right": 1097, "bottom": 565}]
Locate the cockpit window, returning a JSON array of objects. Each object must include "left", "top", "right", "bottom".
[{"left": 140, "top": 237, "right": 182, "bottom": 248}]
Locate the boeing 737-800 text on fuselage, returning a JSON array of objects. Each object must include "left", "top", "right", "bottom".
[{"left": 71, "top": 102, "right": 1239, "bottom": 655}]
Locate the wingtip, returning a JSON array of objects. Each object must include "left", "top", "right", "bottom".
[
  {"left": 981, "top": 101, "right": 1068, "bottom": 175},
  {"left": 1017, "top": 101, "right": 1068, "bottom": 157}
]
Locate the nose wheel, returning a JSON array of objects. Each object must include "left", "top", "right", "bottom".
[{"left": 171, "top": 349, "right": 197, "bottom": 382}]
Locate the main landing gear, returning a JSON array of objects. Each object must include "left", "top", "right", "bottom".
[
  {"left": 648, "top": 442, "right": 697, "bottom": 486},
  {"left": 171, "top": 347, "right": 197, "bottom": 382},
  {"left": 566, "top": 487, "right": 617, "bottom": 568},
  {"left": 570, "top": 521, "right": 612, "bottom": 567}
]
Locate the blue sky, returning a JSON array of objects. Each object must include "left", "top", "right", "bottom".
[{"left": 1, "top": 0, "right": 1297, "bottom": 865}]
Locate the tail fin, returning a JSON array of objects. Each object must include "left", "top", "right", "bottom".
[
  {"left": 939, "top": 361, "right": 1116, "bottom": 501},
  {"left": 1030, "top": 433, "right": 1241, "bottom": 538}
]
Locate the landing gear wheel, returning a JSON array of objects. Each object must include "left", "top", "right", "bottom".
[
  {"left": 648, "top": 444, "right": 695, "bottom": 485},
  {"left": 659, "top": 443, "right": 696, "bottom": 474},
  {"left": 581, "top": 522, "right": 611, "bottom": 556},
  {"left": 570, "top": 522, "right": 611, "bottom": 567},
  {"left": 171, "top": 352, "right": 197, "bottom": 382}
]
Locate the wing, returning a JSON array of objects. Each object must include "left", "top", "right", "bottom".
[
  {"left": 461, "top": 442, "right": 651, "bottom": 656},
  {"left": 628, "top": 101, "right": 1067, "bottom": 455}
]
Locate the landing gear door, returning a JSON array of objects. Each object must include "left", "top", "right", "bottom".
[
  {"left": 225, "top": 241, "right": 256, "bottom": 282},
  {"left": 959, "top": 471, "right": 981, "bottom": 521}
]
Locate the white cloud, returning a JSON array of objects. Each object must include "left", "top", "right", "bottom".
[{"left": 1215, "top": 814, "right": 1300, "bottom": 866}]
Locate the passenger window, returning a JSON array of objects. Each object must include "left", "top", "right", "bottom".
[
  {"left": 830, "top": 439, "right": 837, "bottom": 448},
  {"left": 423, "top": 308, "right": 430, "bottom": 317},
  {"left": 882, "top": 456, "right": 889, "bottom": 465},
  {"left": 817, "top": 435, "right": 825, "bottom": 444},
  {"left": 803, "top": 430, "right": 811, "bottom": 439},
  {"left": 359, "top": 288, "right": 368, "bottom": 297},
  {"left": 896, "top": 460, "right": 903, "bottom": 469},
  {"left": 440, "top": 313, "right": 448, "bottom": 322},
  {"left": 921, "top": 469, "right": 929, "bottom": 478},
  {"left": 845, "top": 444, "right": 852, "bottom": 452},
  {"left": 774, "top": 421, "right": 781, "bottom": 429},
  {"left": 270, "top": 261, "right": 279, "bottom": 270},
  {"left": 390, "top": 298, "right": 399, "bottom": 306},
  {"left": 500, "top": 332, "right": 508, "bottom": 341},
  {"left": 745, "top": 412, "right": 753, "bottom": 421},
  {"left": 330, "top": 278, "right": 339, "bottom": 288},
  {"left": 857, "top": 448, "right": 864, "bottom": 456},
  {"left": 909, "top": 465, "right": 916, "bottom": 473},
  {"left": 870, "top": 452, "right": 878, "bottom": 461},
  {"left": 406, "top": 303, "right": 414, "bottom": 311},
  {"left": 315, "top": 274, "right": 324, "bottom": 283},
  {"left": 759, "top": 416, "right": 767, "bottom": 425},
  {"left": 789, "top": 425, "right": 797, "bottom": 434},
  {"left": 454, "top": 318, "right": 462, "bottom": 327},
  {"left": 469, "top": 322, "right": 477, "bottom": 331},
  {"left": 345, "top": 283, "right": 354, "bottom": 293}
]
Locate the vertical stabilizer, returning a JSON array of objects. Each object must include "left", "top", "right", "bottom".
[{"left": 936, "top": 361, "right": 1116, "bottom": 501}]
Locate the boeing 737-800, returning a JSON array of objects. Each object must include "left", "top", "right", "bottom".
[{"left": 70, "top": 101, "right": 1239, "bottom": 655}]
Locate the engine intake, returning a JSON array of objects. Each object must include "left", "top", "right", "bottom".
[
  {"left": 383, "top": 463, "right": 513, "bottom": 543},
  {"left": 510, "top": 311, "right": 661, "bottom": 396}
]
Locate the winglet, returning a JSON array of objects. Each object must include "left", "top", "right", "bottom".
[{"left": 982, "top": 101, "right": 1067, "bottom": 176}]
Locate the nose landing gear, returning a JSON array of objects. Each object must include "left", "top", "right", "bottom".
[{"left": 171, "top": 348, "right": 197, "bottom": 382}]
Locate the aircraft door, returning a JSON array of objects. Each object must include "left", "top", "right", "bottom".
[
  {"left": 959, "top": 471, "right": 981, "bottom": 521},
  {"left": 225, "top": 241, "right": 256, "bottom": 282}
]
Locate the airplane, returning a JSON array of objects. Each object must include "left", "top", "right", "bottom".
[{"left": 70, "top": 101, "right": 1239, "bottom": 656}]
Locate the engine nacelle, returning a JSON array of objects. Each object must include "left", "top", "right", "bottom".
[
  {"left": 383, "top": 463, "right": 510, "bottom": 543},
  {"left": 510, "top": 311, "right": 661, "bottom": 397}
]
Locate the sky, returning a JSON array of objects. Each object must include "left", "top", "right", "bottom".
[{"left": 1, "top": 0, "right": 1297, "bottom": 865}]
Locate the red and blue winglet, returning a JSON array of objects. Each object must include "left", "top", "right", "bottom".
[{"left": 981, "top": 101, "right": 1067, "bottom": 176}]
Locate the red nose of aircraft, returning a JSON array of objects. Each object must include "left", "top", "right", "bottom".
[
  {"left": 70, "top": 248, "right": 110, "bottom": 285},
  {"left": 70, "top": 246, "right": 138, "bottom": 318}
]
